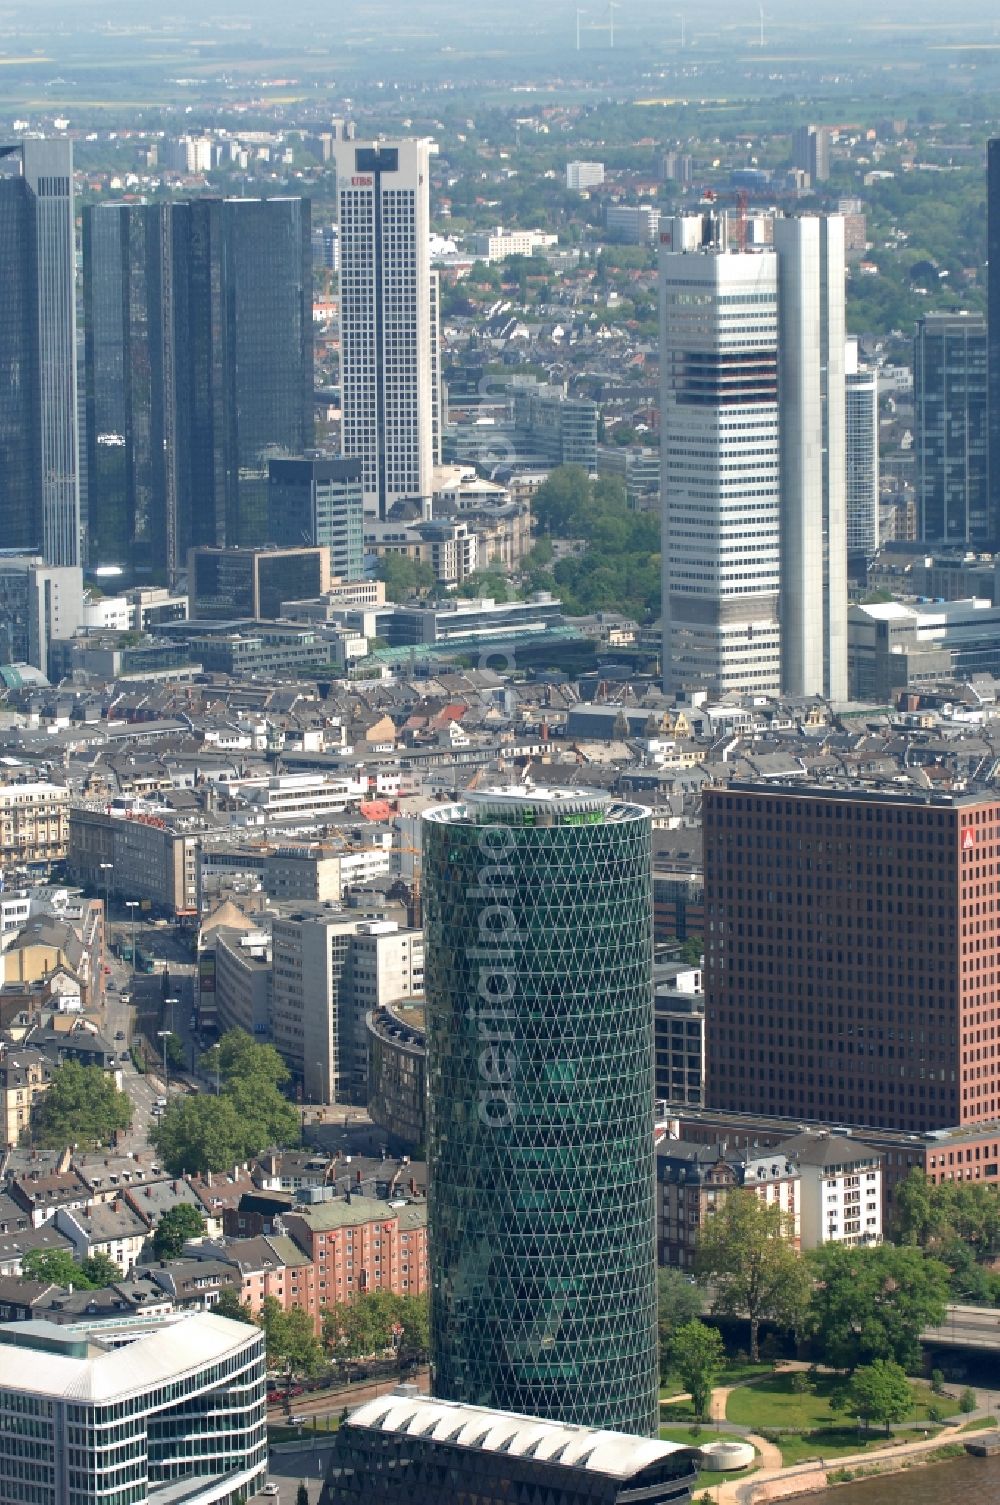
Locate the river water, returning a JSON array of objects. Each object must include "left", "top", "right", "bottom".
[{"left": 813, "top": 1451, "right": 1000, "bottom": 1504}]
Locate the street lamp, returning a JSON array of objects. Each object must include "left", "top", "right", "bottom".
[
  {"left": 209, "top": 1042, "right": 221, "bottom": 1096},
  {"left": 124, "top": 900, "right": 139, "bottom": 970},
  {"left": 161, "top": 997, "right": 179, "bottom": 1095},
  {"left": 157, "top": 1030, "right": 171, "bottom": 1099}
]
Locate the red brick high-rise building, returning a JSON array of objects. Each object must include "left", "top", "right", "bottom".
[{"left": 703, "top": 783, "right": 1000, "bottom": 1132}]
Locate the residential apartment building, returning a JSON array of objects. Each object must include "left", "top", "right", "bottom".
[
  {"left": 0, "top": 1311, "right": 268, "bottom": 1504},
  {"left": 656, "top": 1140, "right": 800, "bottom": 1269},
  {"left": 0, "top": 1047, "right": 52, "bottom": 1149},
  {"left": 703, "top": 782, "right": 1000, "bottom": 1132},
  {"left": 0, "top": 782, "right": 70, "bottom": 881},
  {"left": 778, "top": 1131, "right": 882, "bottom": 1248},
  {"left": 281, "top": 1196, "right": 428, "bottom": 1312},
  {"left": 334, "top": 139, "right": 439, "bottom": 517},
  {"left": 659, "top": 213, "right": 846, "bottom": 699}
]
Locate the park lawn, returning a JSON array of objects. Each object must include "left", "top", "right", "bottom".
[
  {"left": 777, "top": 1426, "right": 938, "bottom": 1468},
  {"left": 960, "top": 1416, "right": 999, "bottom": 1432},
  {"left": 659, "top": 1427, "right": 754, "bottom": 1450},
  {"left": 660, "top": 1361, "right": 772, "bottom": 1409},
  {"left": 727, "top": 1372, "right": 958, "bottom": 1432}
]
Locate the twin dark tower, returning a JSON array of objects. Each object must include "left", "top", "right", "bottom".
[
  {"left": 422, "top": 789, "right": 660, "bottom": 1437},
  {"left": 83, "top": 197, "right": 313, "bottom": 582}
]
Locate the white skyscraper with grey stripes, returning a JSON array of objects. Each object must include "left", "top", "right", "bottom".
[
  {"left": 659, "top": 212, "right": 847, "bottom": 700},
  {"left": 334, "top": 138, "right": 439, "bottom": 519}
]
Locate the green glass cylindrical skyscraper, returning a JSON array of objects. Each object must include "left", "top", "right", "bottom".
[{"left": 423, "top": 787, "right": 658, "bottom": 1436}]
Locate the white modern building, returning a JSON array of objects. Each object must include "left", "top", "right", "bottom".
[
  {"left": 0, "top": 555, "right": 84, "bottom": 675},
  {"left": 270, "top": 906, "right": 422, "bottom": 1105},
  {"left": 659, "top": 212, "right": 847, "bottom": 699},
  {"left": 0, "top": 1310, "right": 268, "bottom": 1504},
  {"left": 334, "top": 138, "right": 440, "bottom": 517},
  {"left": 566, "top": 161, "right": 605, "bottom": 191},
  {"left": 845, "top": 338, "right": 880, "bottom": 560},
  {"left": 471, "top": 226, "right": 558, "bottom": 262},
  {"left": 777, "top": 1131, "right": 882, "bottom": 1248}
]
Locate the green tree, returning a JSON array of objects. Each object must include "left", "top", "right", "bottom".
[
  {"left": 207, "top": 1029, "right": 289, "bottom": 1089},
  {"left": 152, "top": 1202, "right": 207, "bottom": 1259},
  {"left": 215, "top": 1286, "right": 257, "bottom": 1324},
  {"left": 807, "top": 1244, "right": 949, "bottom": 1371},
  {"left": 695, "top": 1191, "right": 810, "bottom": 1362},
  {"left": 225, "top": 1076, "right": 300, "bottom": 1156},
  {"left": 151, "top": 1094, "right": 246, "bottom": 1175},
  {"left": 395, "top": 1292, "right": 430, "bottom": 1361},
  {"left": 258, "top": 1297, "right": 323, "bottom": 1409},
  {"left": 324, "top": 1290, "right": 396, "bottom": 1360},
  {"left": 21, "top": 1248, "right": 95, "bottom": 1288},
  {"left": 671, "top": 1320, "right": 725, "bottom": 1421},
  {"left": 657, "top": 1268, "right": 704, "bottom": 1380},
  {"left": 844, "top": 1360, "right": 913, "bottom": 1435},
  {"left": 33, "top": 1060, "right": 132, "bottom": 1149},
  {"left": 82, "top": 1252, "right": 123, "bottom": 1287},
  {"left": 677, "top": 937, "right": 704, "bottom": 967},
  {"left": 376, "top": 554, "right": 437, "bottom": 601}
]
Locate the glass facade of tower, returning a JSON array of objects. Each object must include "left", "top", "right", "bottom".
[
  {"left": 0, "top": 138, "right": 79, "bottom": 567},
  {"left": 82, "top": 196, "right": 312, "bottom": 578},
  {"left": 83, "top": 202, "right": 169, "bottom": 573},
  {"left": 423, "top": 790, "right": 658, "bottom": 1438},
  {"left": 0, "top": 171, "right": 39, "bottom": 554},
  {"left": 915, "top": 312, "right": 989, "bottom": 547}
]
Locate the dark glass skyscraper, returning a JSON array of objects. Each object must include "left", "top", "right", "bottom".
[
  {"left": 423, "top": 788, "right": 659, "bottom": 1437},
  {"left": 988, "top": 139, "right": 1000, "bottom": 548},
  {"left": 0, "top": 137, "right": 80, "bottom": 566},
  {"left": 82, "top": 202, "right": 169, "bottom": 573},
  {"left": 914, "top": 312, "right": 988, "bottom": 546},
  {"left": 82, "top": 196, "right": 312, "bottom": 579}
]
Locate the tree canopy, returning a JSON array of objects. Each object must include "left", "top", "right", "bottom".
[
  {"left": 154, "top": 1031, "right": 300, "bottom": 1174},
  {"left": 33, "top": 1059, "right": 132, "bottom": 1149},
  {"left": 21, "top": 1248, "right": 122, "bottom": 1290},
  {"left": 671, "top": 1320, "right": 725, "bottom": 1421},
  {"left": 843, "top": 1360, "right": 914, "bottom": 1435},
  {"left": 322, "top": 1290, "right": 429, "bottom": 1363},
  {"left": 258, "top": 1296, "right": 324, "bottom": 1378},
  {"left": 695, "top": 1190, "right": 810, "bottom": 1362},
  {"left": 807, "top": 1243, "right": 949, "bottom": 1372},
  {"left": 152, "top": 1202, "right": 206, "bottom": 1259},
  {"left": 657, "top": 1267, "right": 704, "bottom": 1380}
]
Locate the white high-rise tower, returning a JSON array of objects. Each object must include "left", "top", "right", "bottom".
[
  {"left": 659, "top": 212, "right": 847, "bottom": 700},
  {"left": 334, "top": 138, "right": 438, "bottom": 519}
]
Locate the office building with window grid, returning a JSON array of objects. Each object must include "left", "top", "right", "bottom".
[
  {"left": 0, "top": 1310, "right": 267, "bottom": 1504},
  {"left": 334, "top": 139, "right": 439, "bottom": 518},
  {"left": 704, "top": 782, "right": 1000, "bottom": 1133},
  {"left": 423, "top": 788, "right": 659, "bottom": 1436},
  {"left": 0, "top": 138, "right": 80, "bottom": 568},
  {"left": 659, "top": 213, "right": 846, "bottom": 700}
]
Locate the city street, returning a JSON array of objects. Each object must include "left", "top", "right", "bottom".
[
  {"left": 264, "top": 1437, "right": 338, "bottom": 1504},
  {"left": 100, "top": 910, "right": 200, "bottom": 1152}
]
